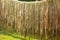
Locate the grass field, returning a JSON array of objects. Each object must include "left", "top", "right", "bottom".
[
  {"left": 0, "top": 30, "right": 37, "bottom": 40},
  {"left": 0, "top": 34, "right": 20, "bottom": 40},
  {"left": 0, "top": 30, "right": 60, "bottom": 40}
]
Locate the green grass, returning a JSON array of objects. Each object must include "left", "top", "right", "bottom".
[
  {"left": 0, "top": 30, "right": 60, "bottom": 40},
  {"left": 0, "top": 34, "right": 20, "bottom": 40},
  {"left": 0, "top": 31, "right": 20, "bottom": 40},
  {"left": 0, "top": 30, "right": 38, "bottom": 40}
]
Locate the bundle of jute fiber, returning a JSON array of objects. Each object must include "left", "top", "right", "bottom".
[{"left": 0, "top": 0, "right": 48, "bottom": 38}]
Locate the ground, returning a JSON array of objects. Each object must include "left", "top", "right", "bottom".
[{"left": 0, "top": 30, "right": 37, "bottom": 40}]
